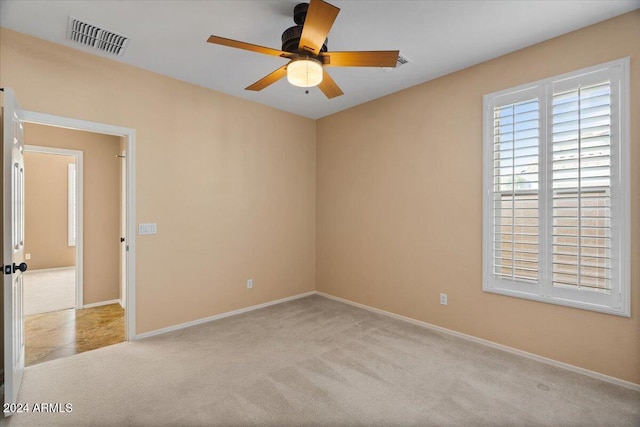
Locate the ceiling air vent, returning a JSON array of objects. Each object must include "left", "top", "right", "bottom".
[
  {"left": 67, "top": 17, "right": 129, "bottom": 56},
  {"left": 383, "top": 53, "right": 411, "bottom": 72},
  {"left": 396, "top": 54, "right": 411, "bottom": 66}
]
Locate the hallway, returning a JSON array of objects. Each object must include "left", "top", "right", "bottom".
[{"left": 24, "top": 267, "right": 75, "bottom": 316}]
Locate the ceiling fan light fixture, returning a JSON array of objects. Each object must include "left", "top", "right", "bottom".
[{"left": 287, "top": 57, "right": 323, "bottom": 88}]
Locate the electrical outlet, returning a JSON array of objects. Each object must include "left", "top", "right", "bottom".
[
  {"left": 25, "top": 254, "right": 31, "bottom": 260},
  {"left": 440, "top": 293, "right": 448, "bottom": 306},
  {"left": 247, "top": 279, "right": 253, "bottom": 289}
]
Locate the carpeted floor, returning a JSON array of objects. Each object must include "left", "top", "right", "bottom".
[
  {"left": 5, "top": 295, "right": 640, "bottom": 426},
  {"left": 23, "top": 268, "right": 75, "bottom": 316}
]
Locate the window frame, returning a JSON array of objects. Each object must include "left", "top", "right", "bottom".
[{"left": 482, "top": 58, "right": 630, "bottom": 317}]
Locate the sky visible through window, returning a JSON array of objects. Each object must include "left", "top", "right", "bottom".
[{"left": 494, "top": 99, "right": 539, "bottom": 192}]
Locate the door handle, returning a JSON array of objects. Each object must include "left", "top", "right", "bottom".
[{"left": 12, "top": 262, "right": 28, "bottom": 273}]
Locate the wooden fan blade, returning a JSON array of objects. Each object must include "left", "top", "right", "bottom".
[
  {"left": 318, "top": 70, "right": 344, "bottom": 99},
  {"left": 207, "top": 35, "right": 293, "bottom": 58},
  {"left": 245, "top": 65, "right": 288, "bottom": 91},
  {"left": 298, "top": 0, "right": 340, "bottom": 55},
  {"left": 321, "top": 50, "right": 400, "bottom": 67}
]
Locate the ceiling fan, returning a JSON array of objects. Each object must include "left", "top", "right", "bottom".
[{"left": 206, "top": 0, "right": 400, "bottom": 99}]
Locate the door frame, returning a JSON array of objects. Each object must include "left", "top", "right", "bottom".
[
  {"left": 23, "top": 145, "right": 84, "bottom": 310},
  {"left": 22, "top": 111, "right": 137, "bottom": 340},
  {"left": 119, "top": 150, "right": 126, "bottom": 309}
]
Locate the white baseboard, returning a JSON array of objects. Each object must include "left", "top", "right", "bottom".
[
  {"left": 83, "top": 299, "right": 121, "bottom": 309},
  {"left": 316, "top": 292, "right": 640, "bottom": 392},
  {"left": 119, "top": 299, "right": 125, "bottom": 309},
  {"left": 135, "top": 291, "right": 316, "bottom": 340}
]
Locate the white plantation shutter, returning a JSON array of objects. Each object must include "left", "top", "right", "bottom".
[
  {"left": 483, "top": 58, "right": 629, "bottom": 316},
  {"left": 551, "top": 81, "right": 611, "bottom": 293},
  {"left": 492, "top": 98, "right": 540, "bottom": 284}
]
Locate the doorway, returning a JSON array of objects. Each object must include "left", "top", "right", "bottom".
[
  {"left": 23, "top": 147, "right": 82, "bottom": 319},
  {"left": 22, "top": 128, "right": 125, "bottom": 366},
  {"left": 18, "top": 110, "right": 137, "bottom": 345}
]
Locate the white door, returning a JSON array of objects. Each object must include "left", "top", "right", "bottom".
[{"left": 2, "top": 87, "right": 26, "bottom": 414}]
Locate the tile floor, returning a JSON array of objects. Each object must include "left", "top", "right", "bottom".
[{"left": 25, "top": 303, "right": 125, "bottom": 366}]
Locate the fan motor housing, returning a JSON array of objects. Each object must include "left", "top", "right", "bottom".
[
  {"left": 282, "top": 3, "right": 328, "bottom": 54},
  {"left": 281, "top": 25, "right": 328, "bottom": 53},
  {"left": 293, "top": 3, "right": 308, "bottom": 25}
]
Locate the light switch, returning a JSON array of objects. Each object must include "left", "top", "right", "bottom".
[{"left": 138, "top": 223, "right": 157, "bottom": 235}]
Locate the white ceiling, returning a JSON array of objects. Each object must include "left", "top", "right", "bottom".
[{"left": 1, "top": 0, "right": 638, "bottom": 119}]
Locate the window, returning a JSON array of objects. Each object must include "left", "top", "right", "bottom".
[
  {"left": 482, "top": 58, "right": 630, "bottom": 316},
  {"left": 68, "top": 163, "right": 76, "bottom": 247}
]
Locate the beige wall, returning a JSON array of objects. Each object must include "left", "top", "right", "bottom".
[
  {"left": 316, "top": 11, "right": 640, "bottom": 385},
  {"left": 24, "top": 152, "right": 76, "bottom": 270},
  {"left": 25, "top": 125, "right": 121, "bottom": 304},
  {"left": 0, "top": 27, "right": 317, "bottom": 334}
]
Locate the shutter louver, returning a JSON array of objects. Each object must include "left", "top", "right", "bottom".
[
  {"left": 551, "top": 81, "right": 611, "bottom": 293},
  {"left": 492, "top": 99, "right": 540, "bottom": 283}
]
